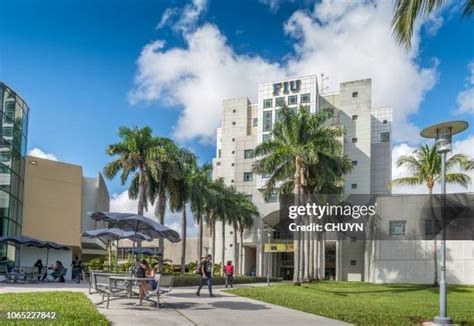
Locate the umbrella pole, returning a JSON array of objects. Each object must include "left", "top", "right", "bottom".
[
  {"left": 108, "top": 240, "right": 112, "bottom": 271},
  {"left": 131, "top": 240, "right": 135, "bottom": 276},
  {"left": 115, "top": 240, "right": 118, "bottom": 272},
  {"left": 46, "top": 248, "right": 49, "bottom": 268}
]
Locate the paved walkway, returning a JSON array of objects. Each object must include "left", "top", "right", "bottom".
[{"left": 1, "top": 282, "right": 350, "bottom": 326}]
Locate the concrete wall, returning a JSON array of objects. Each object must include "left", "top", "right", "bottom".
[{"left": 22, "top": 156, "right": 83, "bottom": 252}]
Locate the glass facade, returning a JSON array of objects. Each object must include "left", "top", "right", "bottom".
[{"left": 0, "top": 83, "right": 29, "bottom": 257}]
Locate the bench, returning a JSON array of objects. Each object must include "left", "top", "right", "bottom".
[
  {"left": 93, "top": 273, "right": 129, "bottom": 309},
  {"left": 146, "top": 275, "right": 174, "bottom": 309}
]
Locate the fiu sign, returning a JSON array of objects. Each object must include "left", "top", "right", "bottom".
[{"left": 273, "top": 80, "right": 301, "bottom": 96}]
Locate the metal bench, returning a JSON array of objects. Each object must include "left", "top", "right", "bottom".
[
  {"left": 146, "top": 275, "right": 174, "bottom": 309},
  {"left": 93, "top": 273, "right": 128, "bottom": 309}
]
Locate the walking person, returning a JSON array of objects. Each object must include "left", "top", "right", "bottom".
[
  {"left": 196, "top": 254, "right": 215, "bottom": 297},
  {"left": 71, "top": 256, "right": 82, "bottom": 283},
  {"left": 224, "top": 260, "right": 234, "bottom": 288}
]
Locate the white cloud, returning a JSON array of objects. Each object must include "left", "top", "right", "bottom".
[
  {"left": 456, "top": 61, "right": 474, "bottom": 115},
  {"left": 110, "top": 190, "right": 197, "bottom": 237},
  {"left": 259, "top": 0, "right": 293, "bottom": 13},
  {"left": 156, "top": 0, "right": 207, "bottom": 33},
  {"left": 391, "top": 135, "right": 474, "bottom": 194},
  {"left": 27, "top": 148, "right": 58, "bottom": 161},
  {"left": 130, "top": 0, "right": 439, "bottom": 144}
]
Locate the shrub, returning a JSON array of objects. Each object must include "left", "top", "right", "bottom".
[
  {"left": 170, "top": 274, "right": 283, "bottom": 287},
  {"left": 84, "top": 257, "right": 105, "bottom": 271}
]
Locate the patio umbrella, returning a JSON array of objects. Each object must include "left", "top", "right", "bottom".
[
  {"left": 82, "top": 228, "right": 151, "bottom": 271},
  {"left": 0, "top": 236, "right": 69, "bottom": 267},
  {"left": 89, "top": 211, "right": 180, "bottom": 273}
]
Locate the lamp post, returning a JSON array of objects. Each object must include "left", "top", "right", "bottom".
[
  {"left": 420, "top": 120, "right": 468, "bottom": 325},
  {"left": 264, "top": 225, "right": 276, "bottom": 286}
]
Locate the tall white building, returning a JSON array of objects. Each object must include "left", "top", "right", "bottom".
[{"left": 210, "top": 75, "right": 392, "bottom": 280}]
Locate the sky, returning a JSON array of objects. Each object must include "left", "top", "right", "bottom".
[{"left": 0, "top": 0, "right": 473, "bottom": 237}]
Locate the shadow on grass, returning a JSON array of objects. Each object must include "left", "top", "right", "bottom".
[{"left": 301, "top": 283, "right": 472, "bottom": 297}]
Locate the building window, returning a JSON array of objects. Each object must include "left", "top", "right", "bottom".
[
  {"left": 231, "top": 163, "right": 235, "bottom": 166},
  {"left": 383, "top": 119, "right": 388, "bottom": 124},
  {"left": 218, "top": 149, "right": 222, "bottom": 158},
  {"left": 301, "top": 93, "right": 310, "bottom": 103},
  {"left": 232, "top": 150, "right": 235, "bottom": 154},
  {"left": 232, "top": 138, "right": 235, "bottom": 142},
  {"left": 253, "top": 118, "right": 258, "bottom": 127},
  {"left": 351, "top": 183, "right": 357, "bottom": 189},
  {"left": 232, "top": 109, "right": 236, "bottom": 113},
  {"left": 243, "top": 172, "right": 253, "bottom": 182},
  {"left": 244, "top": 149, "right": 254, "bottom": 159},
  {"left": 263, "top": 110, "right": 272, "bottom": 132},
  {"left": 262, "top": 134, "right": 272, "bottom": 142},
  {"left": 380, "top": 132, "right": 390, "bottom": 142},
  {"left": 352, "top": 115, "right": 358, "bottom": 120},
  {"left": 352, "top": 91, "right": 358, "bottom": 98},
  {"left": 232, "top": 121, "right": 236, "bottom": 126},
  {"left": 352, "top": 137, "right": 358, "bottom": 143},
  {"left": 231, "top": 179, "right": 234, "bottom": 183},
  {"left": 389, "top": 221, "right": 406, "bottom": 236},
  {"left": 352, "top": 160, "right": 358, "bottom": 166},
  {"left": 216, "top": 162, "right": 221, "bottom": 166},
  {"left": 268, "top": 192, "right": 278, "bottom": 202},
  {"left": 288, "top": 95, "right": 297, "bottom": 105},
  {"left": 263, "top": 99, "right": 272, "bottom": 108},
  {"left": 350, "top": 260, "right": 357, "bottom": 266},
  {"left": 275, "top": 97, "right": 285, "bottom": 107}
]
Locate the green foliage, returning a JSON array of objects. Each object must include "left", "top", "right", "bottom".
[
  {"left": 84, "top": 257, "right": 105, "bottom": 271},
  {"left": 0, "top": 291, "right": 109, "bottom": 325},
  {"left": 228, "top": 282, "right": 474, "bottom": 326},
  {"left": 213, "top": 263, "right": 221, "bottom": 276},
  {"left": 163, "top": 263, "right": 174, "bottom": 274},
  {"left": 187, "top": 261, "right": 197, "bottom": 274}
]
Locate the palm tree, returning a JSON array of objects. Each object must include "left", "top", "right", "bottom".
[
  {"left": 390, "top": 143, "right": 473, "bottom": 285},
  {"left": 188, "top": 164, "right": 212, "bottom": 261},
  {"left": 233, "top": 194, "right": 257, "bottom": 276},
  {"left": 104, "top": 126, "right": 158, "bottom": 215},
  {"left": 254, "top": 105, "right": 349, "bottom": 285},
  {"left": 148, "top": 138, "right": 186, "bottom": 257},
  {"left": 390, "top": 144, "right": 473, "bottom": 194},
  {"left": 169, "top": 151, "right": 197, "bottom": 274},
  {"left": 204, "top": 179, "right": 227, "bottom": 266},
  {"left": 392, "top": 0, "right": 473, "bottom": 48}
]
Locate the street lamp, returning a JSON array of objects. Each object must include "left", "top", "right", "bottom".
[
  {"left": 264, "top": 225, "right": 276, "bottom": 286},
  {"left": 420, "top": 120, "right": 469, "bottom": 325}
]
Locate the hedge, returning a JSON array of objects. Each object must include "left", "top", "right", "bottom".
[{"left": 172, "top": 275, "right": 283, "bottom": 287}]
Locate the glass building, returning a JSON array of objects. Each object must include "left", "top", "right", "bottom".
[{"left": 0, "top": 82, "right": 29, "bottom": 258}]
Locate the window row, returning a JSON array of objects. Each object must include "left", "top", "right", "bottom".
[
  {"left": 0, "top": 100, "right": 29, "bottom": 139},
  {"left": 0, "top": 141, "right": 27, "bottom": 178},
  {"left": 0, "top": 168, "right": 25, "bottom": 204},
  {"left": 263, "top": 93, "right": 310, "bottom": 108},
  {"left": 0, "top": 217, "right": 21, "bottom": 237}
]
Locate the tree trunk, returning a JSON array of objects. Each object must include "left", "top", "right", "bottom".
[
  {"left": 221, "top": 221, "right": 226, "bottom": 276},
  {"left": 240, "top": 230, "right": 244, "bottom": 276},
  {"left": 233, "top": 225, "right": 238, "bottom": 276},
  {"left": 197, "top": 209, "right": 203, "bottom": 261},
  {"left": 292, "top": 157, "right": 303, "bottom": 285},
  {"left": 156, "top": 194, "right": 166, "bottom": 262},
  {"left": 137, "top": 169, "right": 146, "bottom": 216},
  {"left": 211, "top": 216, "right": 216, "bottom": 267},
  {"left": 180, "top": 208, "right": 187, "bottom": 274}
]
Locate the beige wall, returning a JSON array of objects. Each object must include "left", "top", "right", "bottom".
[
  {"left": 22, "top": 156, "right": 83, "bottom": 249},
  {"left": 119, "top": 238, "right": 200, "bottom": 265}
]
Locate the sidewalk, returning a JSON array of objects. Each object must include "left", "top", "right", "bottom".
[{"left": 1, "top": 282, "right": 350, "bottom": 326}]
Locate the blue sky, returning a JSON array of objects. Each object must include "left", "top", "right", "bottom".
[{"left": 0, "top": 0, "right": 473, "bottom": 220}]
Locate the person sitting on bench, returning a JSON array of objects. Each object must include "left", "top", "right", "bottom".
[{"left": 51, "top": 261, "right": 65, "bottom": 282}]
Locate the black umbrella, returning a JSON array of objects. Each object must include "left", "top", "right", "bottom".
[
  {"left": 82, "top": 228, "right": 151, "bottom": 270},
  {"left": 89, "top": 212, "right": 180, "bottom": 242},
  {"left": 89, "top": 211, "right": 180, "bottom": 273},
  {"left": 0, "top": 236, "right": 70, "bottom": 267}
]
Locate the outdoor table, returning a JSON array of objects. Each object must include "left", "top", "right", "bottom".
[{"left": 109, "top": 275, "right": 153, "bottom": 297}]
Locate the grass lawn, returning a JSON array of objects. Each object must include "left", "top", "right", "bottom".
[
  {"left": 227, "top": 282, "right": 474, "bottom": 326},
  {"left": 0, "top": 291, "right": 109, "bottom": 325}
]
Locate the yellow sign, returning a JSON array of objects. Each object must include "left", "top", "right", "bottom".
[{"left": 264, "top": 243, "right": 294, "bottom": 253}]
